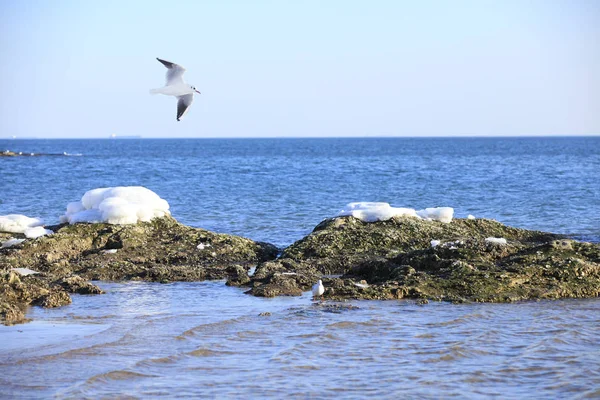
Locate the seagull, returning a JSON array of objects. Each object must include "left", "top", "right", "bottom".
[
  {"left": 312, "top": 279, "right": 325, "bottom": 300},
  {"left": 150, "top": 58, "right": 201, "bottom": 121}
]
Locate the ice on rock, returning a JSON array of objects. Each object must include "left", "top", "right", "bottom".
[
  {"left": 11, "top": 268, "right": 40, "bottom": 276},
  {"left": 61, "top": 186, "right": 170, "bottom": 225},
  {"left": 24, "top": 226, "right": 53, "bottom": 239},
  {"left": 337, "top": 202, "right": 454, "bottom": 223},
  {"left": 0, "top": 214, "right": 44, "bottom": 233},
  {"left": 416, "top": 207, "right": 454, "bottom": 223},
  {"left": 485, "top": 237, "right": 507, "bottom": 245},
  {"left": 337, "top": 202, "right": 418, "bottom": 222},
  {"left": 1, "top": 238, "right": 25, "bottom": 248}
]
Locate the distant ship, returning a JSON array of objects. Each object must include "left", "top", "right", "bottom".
[{"left": 109, "top": 134, "right": 142, "bottom": 139}]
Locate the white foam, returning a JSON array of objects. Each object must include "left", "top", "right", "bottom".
[
  {"left": 337, "top": 202, "right": 454, "bottom": 223},
  {"left": 0, "top": 214, "right": 44, "bottom": 233},
  {"left": 24, "top": 226, "right": 53, "bottom": 239},
  {"left": 61, "top": 186, "right": 170, "bottom": 225},
  {"left": 485, "top": 237, "right": 507, "bottom": 245},
  {"left": 1, "top": 238, "right": 25, "bottom": 248}
]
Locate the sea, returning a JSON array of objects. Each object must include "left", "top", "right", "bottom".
[{"left": 0, "top": 137, "right": 599, "bottom": 398}]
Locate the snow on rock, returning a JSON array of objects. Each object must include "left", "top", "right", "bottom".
[
  {"left": 337, "top": 202, "right": 454, "bottom": 223},
  {"left": 467, "top": 214, "right": 476, "bottom": 220},
  {"left": 485, "top": 237, "right": 507, "bottom": 245},
  {"left": 24, "top": 226, "right": 53, "bottom": 239},
  {"left": 60, "top": 186, "right": 170, "bottom": 225},
  {"left": 416, "top": 207, "right": 454, "bottom": 223},
  {"left": 430, "top": 240, "right": 441, "bottom": 248},
  {"left": 0, "top": 214, "right": 44, "bottom": 233},
  {"left": 10, "top": 268, "right": 40, "bottom": 276},
  {"left": 1, "top": 238, "right": 25, "bottom": 248}
]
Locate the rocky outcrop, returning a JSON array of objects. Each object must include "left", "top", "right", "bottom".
[
  {"left": 3, "top": 213, "right": 599, "bottom": 325},
  {"left": 0, "top": 216, "right": 278, "bottom": 324},
  {"left": 241, "top": 216, "right": 600, "bottom": 303}
]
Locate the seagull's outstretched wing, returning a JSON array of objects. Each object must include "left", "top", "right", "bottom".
[
  {"left": 176, "top": 94, "right": 194, "bottom": 121},
  {"left": 157, "top": 57, "right": 186, "bottom": 86}
]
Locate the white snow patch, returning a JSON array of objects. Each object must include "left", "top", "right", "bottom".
[
  {"left": 102, "top": 249, "right": 118, "bottom": 254},
  {"left": 485, "top": 237, "right": 507, "bottom": 245},
  {"left": 467, "top": 214, "right": 476, "bottom": 220},
  {"left": 337, "top": 202, "right": 454, "bottom": 223},
  {"left": 0, "top": 214, "right": 44, "bottom": 233},
  {"left": 416, "top": 207, "right": 454, "bottom": 223},
  {"left": 430, "top": 240, "right": 441, "bottom": 248},
  {"left": 10, "top": 268, "right": 40, "bottom": 276},
  {"left": 1, "top": 238, "right": 25, "bottom": 248},
  {"left": 197, "top": 243, "right": 211, "bottom": 250},
  {"left": 61, "top": 186, "right": 170, "bottom": 225},
  {"left": 24, "top": 226, "right": 53, "bottom": 239}
]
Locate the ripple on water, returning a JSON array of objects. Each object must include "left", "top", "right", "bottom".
[{"left": 0, "top": 283, "right": 599, "bottom": 399}]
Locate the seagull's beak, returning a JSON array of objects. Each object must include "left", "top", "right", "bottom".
[{"left": 195, "top": 89, "right": 201, "bottom": 94}]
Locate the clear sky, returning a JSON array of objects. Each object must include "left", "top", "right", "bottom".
[{"left": 0, "top": 0, "right": 598, "bottom": 138}]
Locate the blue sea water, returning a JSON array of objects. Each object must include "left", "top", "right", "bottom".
[
  {"left": 1, "top": 137, "right": 599, "bottom": 398},
  {"left": 1, "top": 137, "right": 599, "bottom": 246}
]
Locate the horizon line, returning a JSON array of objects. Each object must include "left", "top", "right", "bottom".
[{"left": 2, "top": 134, "right": 600, "bottom": 140}]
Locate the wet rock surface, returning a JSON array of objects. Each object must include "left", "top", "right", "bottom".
[
  {"left": 244, "top": 216, "right": 600, "bottom": 303},
  {"left": 2, "top": 214, "right": 599, "bottom": 325},
  {"left": 0, "top": 216, "right": 278, "bottom": 324}
]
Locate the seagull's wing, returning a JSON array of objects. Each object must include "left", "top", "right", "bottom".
[
  {"left": 157, "top": 57, "right": 186, "bottom": 86},
  {"left": 176, "top": 94, "right": 194, "bottom": 121}
]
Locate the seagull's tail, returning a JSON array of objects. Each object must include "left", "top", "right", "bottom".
[{"left": 149, "top": 88, "right": 162, "bottom": 95}]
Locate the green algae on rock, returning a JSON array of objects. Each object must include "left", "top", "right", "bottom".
[
  {"left": 0, "top": 216, "right": 278, "bottom": 324},
  {"left": 244, "top": 216, "right": 600, "bottom": 302}
]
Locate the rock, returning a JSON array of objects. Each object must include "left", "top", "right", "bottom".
[
  {"left": 0, "top": 216, "right": 278, "bottom": 325},
  {"left": 247, "top": 216, "right": 600, "bottom": 302},
  {"left": 0, "top": 302, "right": 27, "bottom": 325},
  {"left": 0, "top": 216, "right": 277, "bottom": 282},
  {"left": 58, "top": 276, "right": 104, "bottom": 294},
  {"left": 226, "top": 265, "right": 251, "bottom": 286},
  {"left": 35, "top": 291, "right": 72, "bottom": 308}
]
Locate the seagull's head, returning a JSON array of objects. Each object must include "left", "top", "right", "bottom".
[{"left": 190, "top": 85, "right": 201, "bottom": 94}]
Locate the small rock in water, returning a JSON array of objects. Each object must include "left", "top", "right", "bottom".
[{"left": 258, "top": 312, "right": 272, "bottom": 317}]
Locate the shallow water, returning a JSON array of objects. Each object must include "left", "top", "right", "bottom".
[
  {"left": 1, "top": 137, "right": 600, "bottom": 397},
  {"left": 1, "top": 282, "right": 599, "bottom": 398}
]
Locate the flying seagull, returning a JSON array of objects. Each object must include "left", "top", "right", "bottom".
[{"left": 150, "top": 58, "right": 201, "bottom": 121}]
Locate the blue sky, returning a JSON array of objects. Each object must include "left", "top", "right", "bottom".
[{"left": 0, "top": 0, "right": 598, "bottom": 138}]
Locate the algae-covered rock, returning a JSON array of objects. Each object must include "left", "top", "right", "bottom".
[
  {"left": 1, "top": 216, "right": 277, "bottom": 281},
  {"left": 246, "top": 216, "right": 600, "bottom": 302},
  {"left": 0, "top": 216, "right": 278, "bottom": 324}
]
